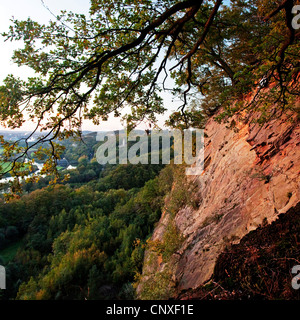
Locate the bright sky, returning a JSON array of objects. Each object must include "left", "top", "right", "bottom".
[
  {"left": 0, "top": 0, "right": 175, "bottom": 131},
  {"left": 0, "top": 0, "right": 89, "bottom": 82}
]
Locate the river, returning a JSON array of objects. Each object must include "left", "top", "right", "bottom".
[{"left": 0, "top": 162, "right": 76, "bottom": 185}]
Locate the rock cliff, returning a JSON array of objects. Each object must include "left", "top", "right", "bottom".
[{"left": 137, "top": 107, "right": 300, "bottom": 299}]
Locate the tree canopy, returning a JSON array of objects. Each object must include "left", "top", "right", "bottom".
[{"left": 0, "top": 0, "right": 299, "bottom": 181}]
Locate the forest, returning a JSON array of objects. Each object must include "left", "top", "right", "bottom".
[
  {"left": 0, "top": 0, "right": 299, "bottom": 302},
  {"left": 0, "top": 133, "right": 171, "bottom": 299}
]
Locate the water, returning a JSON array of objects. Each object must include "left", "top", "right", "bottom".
[{"left": 0, "top": 162, "right": 77, "bottom": 185}]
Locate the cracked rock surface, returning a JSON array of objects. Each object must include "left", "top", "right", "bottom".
[{"left": 139, "top": 109, "right": 300, "bottom": 296}]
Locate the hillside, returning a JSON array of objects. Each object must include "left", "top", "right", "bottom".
[
  {"left": 177, "top": 202, "right": 300, "bottom": 300},
  {"left": 137, "top": 106, "right": 300, "bottom": 299}
]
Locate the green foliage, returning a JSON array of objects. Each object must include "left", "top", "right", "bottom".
[
  {"left": 0, "top": 162, "right": 173, "bottom": 300},
  {"left": 0, "top": 239, "right": 23, "bottom": 265},
  {"left": 136, "top": 217, "right": 184, "bottom": 300},
  {"left": 164, "top": 164, "right": 198, "bottom": 216},
  {"left": 161, "top": 222, "right": 184, "bottom": 261},
  {"left": 0, "top": 0, "right": 299, "bottom": 183},
  {"left": 0, "top": 0, "right": 298, "bottom": 301},
  {"left": 135, "top": 166, "right": 189, "bottom": 300},
  {"left": 96, "top": 163, "right": 164, "bottom": 192},
  {"left": 138, "top": 267, "right": 176, "bottom": 300}
]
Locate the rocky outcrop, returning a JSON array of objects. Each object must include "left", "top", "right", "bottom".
[
  {"left": 138, "top": 108, "right": 300, "bottom": 298},
  {"left": 176, "top": 202, "right": 300, "bottom": 300}
]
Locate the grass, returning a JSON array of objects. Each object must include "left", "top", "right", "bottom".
[
  {"left": 0, "top": 161, "right": 36, "bottom": 175},
  {"left": 0, "top": 240, "right": 23, "bottom": 265},
  {"left": 0, "top": 161, "right": 13, "bottom": 173}
]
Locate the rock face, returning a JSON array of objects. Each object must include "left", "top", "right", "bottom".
[
  {"left": 176, "top": 202, "right": 300, "bottom": 300},
  {"left": 138, "top": 108, "right": 300, "bottom": 298}
]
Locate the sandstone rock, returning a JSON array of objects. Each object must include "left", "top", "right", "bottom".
[{"left": 138, "top": 109, "right": 300, "bottom": 298}]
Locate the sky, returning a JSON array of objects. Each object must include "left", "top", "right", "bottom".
[
  {"left": 0, "top": 0, "right": 175, "bottom": 132},
  {"left": 0, "top": 0, "right": 90, "bottom": 82}
]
